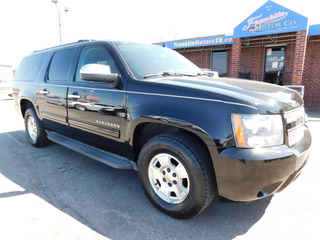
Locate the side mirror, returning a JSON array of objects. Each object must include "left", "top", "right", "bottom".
[{"left": 80, "top": 64, "right": 119, "bottom": 83}]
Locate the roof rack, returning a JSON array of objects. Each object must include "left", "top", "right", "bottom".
[
  {"left": 33, "top": 39, "right": 94, "bottom": 53},
  {"left": 77, "top": 39, "right": 93, "bottom": 42}
]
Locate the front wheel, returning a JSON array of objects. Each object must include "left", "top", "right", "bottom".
[
  {"left": 24, "top": 108, "right": 51, "bottom": 147},
  {"left": 138, "top": 133, "right": 216, "bottom": 219}
]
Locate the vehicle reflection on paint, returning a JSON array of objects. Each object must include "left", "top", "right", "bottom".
[
  {"left": 43, "top": 93, "right": 127, "bottom": 118},
  {"left": 45, "top": 95, "right": 65, "bottom": 106},
  {"left": 67, "top": 93, "right": 101, "bottom": 111},
  {"left": 67, "top": 99, "right": 127, "bottom": 118},
  {"left": 68, "top": 100, "right": 100, "bottom": 111},
  {"left": 67, "top": 89, "right": 127, "bottom": 118}
]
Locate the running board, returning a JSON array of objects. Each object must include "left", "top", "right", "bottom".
[{"left": 46, "top": 131, "right": 135, "bottom": 170}]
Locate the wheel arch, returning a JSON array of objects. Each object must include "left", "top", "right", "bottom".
[
  {"left": 130, "top": 117, "right": 219, "bottom": 176},
  {"left": 20, "top": 97, "right": 38, "bottom": 118}
]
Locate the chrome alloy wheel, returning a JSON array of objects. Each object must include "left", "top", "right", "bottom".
[
  {"left": 148, "top": 153, "right": 190, "bottom": 204},
  {"left": 27, "top": 115, "right": 38, "bottom": 141}
]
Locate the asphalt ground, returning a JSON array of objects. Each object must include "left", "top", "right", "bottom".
[{"left": 0, "top": 97, "right": 319, "bottom": 240}]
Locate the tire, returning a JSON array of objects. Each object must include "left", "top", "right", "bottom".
[
  {"left": 75, "top": 104, "right": 86, "bottom": 111},
  {"left": 24, "top": 108, "right": 51, "bottom": 147},
  {"left": 138, "top": 132, "right": 216, "bottom": 219}
]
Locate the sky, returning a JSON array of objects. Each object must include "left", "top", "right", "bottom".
[{"left": 0, "top": 0, "right": 319, "bottom": 69}]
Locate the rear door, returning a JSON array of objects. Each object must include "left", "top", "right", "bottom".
[
  {"left": 67, "top": 45, "right": 127, "bottom": 155},
  {"left": 37, "top": 48, "right": 77, "bottom": 133}
]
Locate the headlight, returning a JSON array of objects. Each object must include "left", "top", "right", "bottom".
[{"left": 231, "top": 114, "right": 284, "bottom": 148}]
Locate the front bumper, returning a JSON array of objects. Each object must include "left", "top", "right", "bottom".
[{"left": 215, "top": 125, "right": 311, "bottom": 201}]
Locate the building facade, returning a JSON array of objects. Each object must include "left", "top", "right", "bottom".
[{"left": 158, "top": 1, "right": 320, "bottom": 110}]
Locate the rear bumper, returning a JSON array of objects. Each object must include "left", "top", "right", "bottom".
[{"left": 215, "top": 125, "right": 311, "bottom": 201}]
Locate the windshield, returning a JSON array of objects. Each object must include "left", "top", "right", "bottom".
[{"left": 114, "top": 43, "right": 201, "bottom": 79}]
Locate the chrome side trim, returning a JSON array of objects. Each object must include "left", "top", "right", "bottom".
[{"left": 69, "top": 119, "right": 120, "bottom": 138}]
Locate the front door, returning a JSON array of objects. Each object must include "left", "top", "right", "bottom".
[
  {"left": 264, "top": 47, "right": 286, "bottom": 85},
  {"left": 67, "top": 45, "right": 127, "bottom": 155}
]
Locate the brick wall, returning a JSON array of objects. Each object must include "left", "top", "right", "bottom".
[
  {"left": 283, "top": 43, "right": 294, "bottom": 85},
  {"left": 230, "top": 38, "right": 242, "bottom": 78},
  {"left": 292, "top": 31, "right": 308, "bottom": 85},
  {"left": 180, "top": 50, "right": 211, "bottom": 69},
  {"left": 303, "top": 36, "right": 320, "bottom": 110},
  {"left": 239, "top": 46, "right": 264, "bottom": 81},
  {"left": 226, "top": 49, "right": 232, "bottom": 77},
  {"left": 239, "top": 44, "right": 296, "bottom": 84},
  {"left": 179, "top": 47, "right": 232, "bottom": 75}
]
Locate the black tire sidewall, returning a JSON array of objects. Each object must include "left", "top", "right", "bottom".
[
  {"left": 138, "top": 135, "right": 210, "bottom": 218},
  {"left": 24, "top": 108, "right": 49, "bottom": 147}
]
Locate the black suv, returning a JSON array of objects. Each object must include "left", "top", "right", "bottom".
[{"left": 13, "top": 40, "right": 311, "bottom": 219}]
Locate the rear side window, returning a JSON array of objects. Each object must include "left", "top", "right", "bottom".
[
  {"left": 15, "top": 53, "right": 49, "bottom": 81},
  {"left": 48, "top": 48, "right": 76, "bottom": 82}
]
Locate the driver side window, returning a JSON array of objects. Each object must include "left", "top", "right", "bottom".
[{"left": 75, "top": 46, "right": 118, "bottom": 82}]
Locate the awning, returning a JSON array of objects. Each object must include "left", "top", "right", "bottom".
[
  {"left": 234, "top": 0, "right": 308, "bottom": 38},
  {"left": 308, "top": 24, "right": 320, "bottom": 36}
]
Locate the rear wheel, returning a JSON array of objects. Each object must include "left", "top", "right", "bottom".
[
  {"left": 138, "top": 132, "right": 216, "bottom": 219},
  {"left": 24, "top": 108, "right": 51, "bottom": 147}
]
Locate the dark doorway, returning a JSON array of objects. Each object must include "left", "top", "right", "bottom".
[
  {"left": 211, "top": 51, "right": 227, "bottom": 77},
  {"left": 264, "top": 47, "right": 286, "bottom": 85}
]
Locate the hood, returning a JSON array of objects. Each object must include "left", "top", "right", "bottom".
[{"left": 148, "top": 76, "right": 303, "bottom": 114}]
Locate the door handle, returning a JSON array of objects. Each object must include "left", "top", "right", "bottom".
[{"left": 40, "top": 89, "right": 49, "bottom": 94}]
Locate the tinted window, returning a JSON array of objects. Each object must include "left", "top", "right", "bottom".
[
  {"left": 15, "top": 53, "right": 49, "bottom": 81},
  {"left": 75, "top": 46, "right": 118, "bottom": 82},
  {"left": 48, "top": 48, "right": 76, "bottom": 82},
  {"left": 115, "top": 43, "right": 200, "bottom": 79},
  {"left": 211, "top": 51, "right": 227, "bottom": 77}
]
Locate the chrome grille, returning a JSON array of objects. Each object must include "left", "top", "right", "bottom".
[
  {"left": 284, "top": 107, "right": 305, "bottom": 125},
  {"left": 284, "top": 107, "right": 306, "bottom": 146}
]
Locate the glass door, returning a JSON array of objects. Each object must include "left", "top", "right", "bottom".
[
  {"left": 264, "top": 47, "right": 286, "bottom": 85},
  {"left": 211, "top": 51, "right": 227, "bottom": 77}
]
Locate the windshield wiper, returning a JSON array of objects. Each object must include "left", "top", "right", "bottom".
[
  {"left": 197, "top": 72, "right": 211, "bottom": 77},
  {"left": 144, "top": 71, "right": 197, "bottom": 79},
  {"left": 144, "top": 72, "right": 172, "bottom": 79}
]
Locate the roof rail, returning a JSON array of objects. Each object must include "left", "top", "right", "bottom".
[
  {"left": 33, "top": 40, "right": 95, "bottom": 53},
  {"left": 77, "top": 39, "right": 93, "bottom": 42}
]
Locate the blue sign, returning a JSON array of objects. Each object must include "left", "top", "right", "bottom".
[
  {"left": 309, "top": 24, "right": 320, "bottom": 36},
  {"left": 157, "top": 36, "right": 233, "bottom": 49},
  {"left": 234, "top": 0, "right": 308, "bottom": 38}
]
